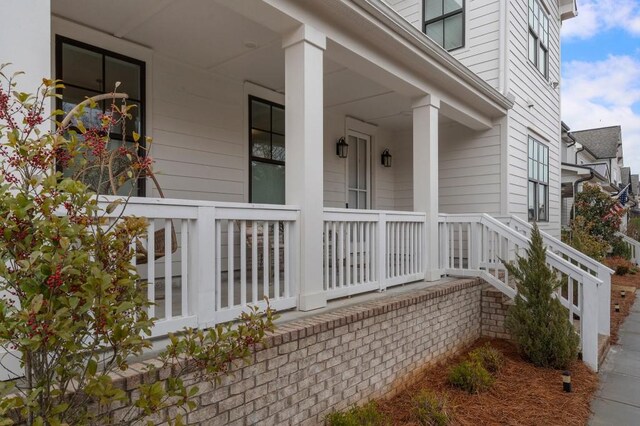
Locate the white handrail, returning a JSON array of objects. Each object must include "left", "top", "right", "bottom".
[
  {"left": 496, "top": 215, "right": 614, "bottom": 275},
  {"left": 439, "top": 213, "right": 607, "bottom": 371},
  {"left": 616, "top": 232, "right": 640, "bottom": 264}
]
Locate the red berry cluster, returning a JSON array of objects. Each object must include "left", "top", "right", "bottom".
[
  {"left": 84, "top": 128, "right": 108, "bottom": 158},
  {"left": 46, "top": 264, "right": 63, "bottom": 290},
  {"left": 26, "top": 311, "right": 53, "bottom": 343},
  {"left": 0, "top": 87, "right": 17, "bottom": 129},
  {"left": 25, "top": 107, "right": 43, "bottom": 130}
]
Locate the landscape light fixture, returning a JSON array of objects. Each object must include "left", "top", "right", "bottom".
[{"left": 562, "top": 371, "right": 571, "bottom": 393}]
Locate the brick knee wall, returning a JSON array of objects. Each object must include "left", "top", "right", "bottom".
[
  {"left": 104, "top": 278, "right": 512, "bottom": 425},
  {"left": 481, "top": 286, "right": 512, "bottom": 340}
]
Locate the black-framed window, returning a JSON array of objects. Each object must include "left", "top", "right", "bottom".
[
  {"left": 55, "top": 35, "right": 146, "bottom": 196},
  {"left": 528, "top": 0, "right": 549, "bottom": 79},
  {"left": 249, "top": 96, "right": 285, "bottom": 204},
  {"left": 423, "top": 0, "right": 465, "bottom": 51},
  {"left": 528, "top": 136, "right": 549, "bottom": 222}
]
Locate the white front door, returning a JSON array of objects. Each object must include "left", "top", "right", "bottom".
[{"left": 346, "top": 131, "right": 371, "bottom": 209}]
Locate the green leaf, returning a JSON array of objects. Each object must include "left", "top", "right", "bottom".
[{"left": 87, "top": 359, "right": 97, "bottom": 376}]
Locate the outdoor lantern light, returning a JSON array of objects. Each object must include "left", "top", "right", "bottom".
[
  {"left": 615, "top": 303, "right": 620, "bottom": 312},
  {"left": 336, "top": 137, "right": 348, "bottom": 158},
  {"left": 622, "top": 290, "right": 626, "bottom": 298},
  {"left": 562, "top": 371, "right": 572, "bottom": 393},
  {"left": 381, "top": 148, "right": 392, "bottom": 167}
]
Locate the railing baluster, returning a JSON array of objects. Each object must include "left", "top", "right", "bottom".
[
  {"left": 263, "top": 221, "right": 269, "bottom": 299},
  {"left": 252, "top": 222, "right": 258, "bottom": 304},
  {"left": 332, "top": 222, "right": 337, "bottom": 289},
  {"left": 274, "top": 221, "right": 280, "bottom": 299},
  {"left": 339, "top": 222, "right": 344, "bottom": 289},
  {"left": 147, "top": 220, "right": 155, "bottom": 319},
  {"left": 165, "top": 218, "right": 173, "bottom": 319},
  {"left": 346, "top": 222, "right": 351, "bottom": 286},
  {"left": 181, "top": 219, "right": 188, "bottom": 317},
  {"left": 227, "top": 220, "right": 234, "bottom": 309},
  {"left": 284, "top": 222, "right": 290, "bottom": 298},
  {"left": 324, "top": 221, "right": 329, "bottom": 290},
  {"left": 240, "top": 221, "right": 247, "bottom": 307},
  {"left": 215, "top": 219, "right": 221, "bottom": 311}
]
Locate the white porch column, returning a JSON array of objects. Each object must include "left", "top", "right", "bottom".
[
  {"left": 283, "top": 25, "right": 327, "bottom": 311},
  {"left": 413, "top": 95, "right": 441, "bottom": 281},
  {"left": 0, "top": 0, "right": 51, "bottom": 93}
]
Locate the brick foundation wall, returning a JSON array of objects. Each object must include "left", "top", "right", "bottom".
[
  {"left": 480, "top": 287, "right": 511, "bottom": 340},
  {"left": 104, "top": 278, "right": 511, "bottom": 425}
]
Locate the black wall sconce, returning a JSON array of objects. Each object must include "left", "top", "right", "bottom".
[
  {"left": 381, "top": 148, "right": 392, "bottom": 167},
  {"left": 336, "top": 137, "right": 349, "bottom": 158}
]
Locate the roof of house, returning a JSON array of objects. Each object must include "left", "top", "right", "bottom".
[
  {"left": 572, "top": 126, "right": 622, "bottom": 159},
  {"left": 633, "top": 174, "right": 639, "bottom": 195}
]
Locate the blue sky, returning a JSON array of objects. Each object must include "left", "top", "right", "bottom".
[{"left": 561, "top": 0, "right": 640, "bottom": 170}]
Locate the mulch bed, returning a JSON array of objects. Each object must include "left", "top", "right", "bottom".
[
  {"left": 610, "top": 273, "right": 638, "bottom": 344},
  {"left": 377, "top": 339, "right": 598, "bottom": 426}
]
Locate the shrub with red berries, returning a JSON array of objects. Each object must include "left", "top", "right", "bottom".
[{"left": 0, "top": 66, "right": 275, "bottom": 426}]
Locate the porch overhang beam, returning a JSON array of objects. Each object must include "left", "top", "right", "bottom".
[{"left": 217, "top": 0, "right": 511, "bottom": 122}]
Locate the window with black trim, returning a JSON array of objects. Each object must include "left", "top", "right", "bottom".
[
  {"left": 528, "top": 136, "right": 549, "bottom": 222},
  {"left": 423, "top": 0, "right": 465, "bottom": 51},
  {"left": 528, "top": 0, "right": 549, "bottom": 79},
  {"left": 249, "top": 96, "right": 285, "bottom": 204},
  {"left": 55, "top": 36, "right": 146, "bottom": 196}
]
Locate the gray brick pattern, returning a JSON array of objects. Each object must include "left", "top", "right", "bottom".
[{"left": 102, "top": 278, "right": 510, "bottom": 425}]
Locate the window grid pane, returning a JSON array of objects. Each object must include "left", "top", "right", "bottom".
[
  {"left": 58, "top": 37, "right": 145, "bottom": 196},
  {"left": 528, "top": 137, "right": 549, "bottom": 221},
  {"left": 528, "top": 0, "right": 550, "bottom": 79},
  {"left": 424, "top": 0, "right": 464, "bottom": 51},
  {"left": 250, "top": 97, "right": 285, "bottom": 205}
]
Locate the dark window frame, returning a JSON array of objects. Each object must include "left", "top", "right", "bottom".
[
  {"left": 422, "top": 0, "right": 466, "bottom": 51},
  {"left": 248, "top": 95, "right": 285, "bottom": 204},
  {"left": 528, "top": 0, "right": 550, "bottom": 80},
  {"left": 528, "top": 136, "right": 549, "bottom": 222},
  {"left": 55, "top": 35, "right": 147, "bottom": 196}
]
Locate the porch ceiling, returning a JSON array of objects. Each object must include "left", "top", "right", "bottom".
[{"left": 52, "top": 0, "right": 453, "bottom": 131}]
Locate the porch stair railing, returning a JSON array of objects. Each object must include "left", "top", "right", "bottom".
[
  {"left": 438, "top": 213, "right": 612, "bottom": 371},
  {"left": 616, "top": 231, "right": 640, "bottom": 265}
]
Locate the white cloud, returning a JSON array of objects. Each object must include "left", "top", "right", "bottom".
[
  {"left": 562, "top": 0, "right": 640, "bottom": 39},
  {"left": 562, "top": 55, "right": 640, "bottom": 171}
]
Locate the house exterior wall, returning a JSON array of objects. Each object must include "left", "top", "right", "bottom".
[
  {"left": 503, "top": 0, "right": 562, "bottom": 237},
  {"left": 386, "top": 0, "right": 565, "bottom": 235},
  {"left": 385, "top": 0, "right": 503, "bottom": 90}
]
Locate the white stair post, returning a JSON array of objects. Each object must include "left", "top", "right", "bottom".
[
  {"left": 581, "top": 276, "right": 600, "bottom": 371},
  {"left": 283, "top": 25, "right": 327, "bottom": 311},
  {"left": 413, "top": 95, "right": 441, "bottom": 281}
]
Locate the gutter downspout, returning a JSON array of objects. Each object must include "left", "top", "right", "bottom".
[
  {"left": 572, "top": 170, "right": 595, "bottom": 222},
  {"left": 575, "top": 143, "right": 584, "bottom": 164}
]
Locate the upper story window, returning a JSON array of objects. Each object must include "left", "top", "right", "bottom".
[
  {"left": 249, "top": 96, "right": 285, "bottom": 204},
  {"left": 56, "top": 36, "right": 146, "bottom": 196},
  {"left": 528, "top": 0, "right": 549, "bottom": 79},
  {"left": 528, "top": 136, "right": 549, "bottom": 222},
  {"left": 423, "top": 0, "right": 465, "bottom": 51}
]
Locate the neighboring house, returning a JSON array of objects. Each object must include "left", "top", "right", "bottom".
[
  {"left": 560, "top": 122, "right": 617, "bottom": 227},
  {"left": 2, "top": 0, "right": 611, "bottom": 381},
  {"left": 561, "top": 125, "right": 629, "bottom": 228}
]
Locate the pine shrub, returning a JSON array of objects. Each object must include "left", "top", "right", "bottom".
[
  {"left": 411, "top": 390, "right": 450, "bottom": 426},
  {"left": 505, "top": 223, "right": 580, "bottom": 369},
  {"left": 447, "top": 361, "right": 493, "bottom": 394},
  {"left": 469, "top": 343, "right": 505, "bottom": 374},
  {"left": 325, "top": 402, "right": 389, "bottom": 426}
]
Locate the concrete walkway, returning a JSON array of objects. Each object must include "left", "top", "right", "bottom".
[{"left": 590, "top": 297, "right": 640, "bottom": 425}]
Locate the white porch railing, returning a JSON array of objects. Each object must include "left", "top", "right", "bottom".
[
  {"left": 322, "top": 208, "right": 426, "bottom": 300},
  {"left": 616, "top": 231, "right": 640, "bottom": 265},
  {"left": 100, "top": 197, "right": 299, "bottom": 336},
  {"left": 439, "top": 213, "right": 610, "bottom": 371}
]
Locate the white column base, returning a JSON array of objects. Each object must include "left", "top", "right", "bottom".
[
  {"left": 298, "top": 292, "right": 328, "bottom": 312},
  {"left": 425, "top": 269, "right": 444, "bottom": 282}
]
